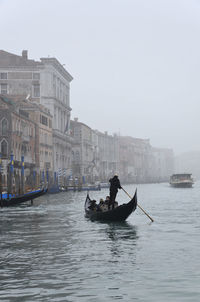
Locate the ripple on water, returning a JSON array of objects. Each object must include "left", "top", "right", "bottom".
[{"left": 1, "top": 183, "right": 200, "bottom": 301}]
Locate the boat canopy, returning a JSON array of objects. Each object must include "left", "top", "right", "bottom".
[{"left": 170, "top": 173, "right": 192, "bottom": 180}]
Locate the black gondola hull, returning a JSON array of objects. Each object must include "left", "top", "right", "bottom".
[
  {"left": 85, "top": 190, "right": 137, "bottom": 222},
  {"left": 0, "top": 188, "right": 47, "bottom": 207}
]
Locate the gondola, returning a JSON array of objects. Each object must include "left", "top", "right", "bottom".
[
  {"left": 0, "top": 188, "right": 48, "bottom": 207},
  {"left": 84, "top": 189, "right": 137, "bottom": 222}
]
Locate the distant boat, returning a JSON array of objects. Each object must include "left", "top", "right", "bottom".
[
  {"left": 100, "top": 182, "right": 109, "bottom": 189},
  {"left": 169, "top": 173, "right": 194, "bottom": 188},
  {"left": 66, "top": 184, "right": 101, "bottom": 192}
]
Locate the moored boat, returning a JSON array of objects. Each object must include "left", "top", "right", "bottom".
[
  {"left": 169, "top": 173, "right": 194, "bottom": 188},
  {"left": 84, "top": 189, "right": 137, "bottom": 222},
  {"left": 66, "top": 184, "right": 101, "bottom": 191},
  {"left": 0, "top": 188, "right": 47, "bottom": 207},
  {"left": 100, "top": 182, "right": 109, "bottom": 189}
]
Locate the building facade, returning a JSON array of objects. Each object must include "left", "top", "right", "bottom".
[
  {"left": 0, "top": 94, "right": 54, "bottom": 191},
  {"left": 70, "top": 119, "right": 119, "bottom": 183},
  {"left": 119, "top": 136, "right": 152, "bottom": 183},
  {"left": 0, "top": 95, "right": 37, "bottom": 192},
  {"left": 70, "top": 118, "right": 95, "bottom": 184},
  {"left": 19, "top": 99, "right": 53, "bottom": 183},
  {"left": 150, "top": 147, "right": 174, "bottom": 182},
  {"left": 96, "top": 131, "right": 119, "bottom": 181},
  {"left": 0, "top": 50, "right": 73, "bottom": 180}
]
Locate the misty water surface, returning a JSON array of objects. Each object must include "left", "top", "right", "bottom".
[{"left": 1, "top": 183, "right": 200, "bottom": 301}]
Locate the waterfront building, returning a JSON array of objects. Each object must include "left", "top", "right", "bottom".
[
  {"left": 90, "top": 129, "right": 100, "bottom": 181},
  {"left": 119, "top": 136, "right": 152, "bottom": 183},
  {"left": 0, "top": 95, "right": 37, "bottom": 192},
  {"left": 119, "top": 136, "right": 135, "bottom": 183},
  {"left": 0, "top": 94, "right": 54, "bottom": 190},
  {"left": 18, "top": 97, "right": 53, "bottom": 184},
  {"left": 96, "top": 131, "right": 119, "bottom": 181},
  {"left": 0, "top": 50, "right": 73, "bottom": 180},
  {"left": 70, "top": 118, "right": 119, "bottom": 183},
  {"left": 70, "top": 118, "right": 95, "bottom": 184},
  {"left": 150, "top": 147, "right": 174, "bottom": 182}
]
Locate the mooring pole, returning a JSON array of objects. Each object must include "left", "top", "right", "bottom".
[{"left": 21, "top": 155, "right": 25, "bottom": 194}]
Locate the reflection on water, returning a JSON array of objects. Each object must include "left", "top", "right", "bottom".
[
  {"left": 105, "top": 222, "right": 138, "bottom": 242},
  {"left": 1, "top": 183, "right": 200, "bottom": 301},
  {"left": 104, "top": 222, "right": 138, "bottom": 261}
]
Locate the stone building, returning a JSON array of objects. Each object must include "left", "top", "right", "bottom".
[
  {"left": 119, "top": 136, "right": 135, "bottom": 183},
  {"left": 96, "top": 131, "right": 119, "bottom": 181},
  {"left": 70, "top": 118, "right": 95, "bottom": 183},
  {"left": 0, "top": 94, "right": 54, "bottom": 190},
  {"left": 150, "top": 147, "right": 174, "bottom": 182},
  {"left": 70, "top": 116, "right": 174, "bottom": 184},
  {"left": 0, "top": 50, "right": 73, "bottom": 180},
  {"left": 18, "top": 97, "right": 53, "bottom": 183},
  {"left": 119, "top": 136, "right": 152, "bottom": 183},
  {"left": 70, "top": 118, "right": 119, "bottom": 183},
  {"left": 0, "top": 95, "right": 37, "bottom": 191}
]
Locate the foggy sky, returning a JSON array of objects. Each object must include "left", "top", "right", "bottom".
[{"left": 1, "top": 0, "right": 200, "bottom": 155}]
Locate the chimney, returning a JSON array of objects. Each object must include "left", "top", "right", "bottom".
[
  {"left": 74, "top": 117, "right": 78, "bottom": 122},
  {"left": 22, "top": 50, "right": 28, "bottom": 60}
]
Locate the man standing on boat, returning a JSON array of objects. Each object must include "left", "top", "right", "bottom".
[{"left": 109, "top": 175, "right": 122, "bottom": 210}]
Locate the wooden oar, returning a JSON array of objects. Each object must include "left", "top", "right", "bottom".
[{"left": 121, "top": 187, "right": 154, "bottom": 222}]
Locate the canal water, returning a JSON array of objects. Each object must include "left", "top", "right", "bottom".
[{"left": 1, "top": 182, "right": 200, "bottom": 302}]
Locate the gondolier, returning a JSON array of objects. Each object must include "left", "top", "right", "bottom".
[{"left": 109, "top": 174, "right": 122, "bottom": 210}]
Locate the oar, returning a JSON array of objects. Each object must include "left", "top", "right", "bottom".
[{"left": 121, "top": 187, "right": 154, "bottom": 223}]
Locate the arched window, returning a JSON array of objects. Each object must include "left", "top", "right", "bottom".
[
  {"left": 1, "top": 139, "right": 8, "bottom": 157},
  {"left": 1, "top": 118, "right": 8, "bottom": 135}
]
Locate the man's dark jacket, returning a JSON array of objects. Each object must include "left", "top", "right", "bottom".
[{"left": 109, "top": 176, "right": 121, "bottom": 193}]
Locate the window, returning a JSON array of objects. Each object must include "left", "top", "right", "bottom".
[
  {"left": 1, "top": 118, "right": 8, "bottom": 135},
  {"left": 33, "top": 73, "right": 40, "bottom": 80},
  {"left": 33, "top": 84, "right": 40, "bottom": 97},
  {"left": 1, "top": 83, "right": 8, "bottom": 94},
  {"left": 40, "top": 115, "right": 48, "bottom": 126},
  {"left": 1, "top": 139, "right": 8, "bottom": 157},
  {"left": 0, "top": 73, "right": 7, "bottom": 79}
]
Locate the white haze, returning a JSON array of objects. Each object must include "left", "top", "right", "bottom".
[{"left": 1, "top": 0, "right": 200, "bottom": 155}]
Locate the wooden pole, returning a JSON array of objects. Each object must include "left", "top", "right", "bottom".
[
  {"left": 121, "top": 187, "right": 154, "bottom": 222},
  {"left": 9, "top": 153, "right": 14, "bottom": 197},
  {"left": 46, "top": 169, "right": 49, "bottom": 189},
  {"left": 0, "top": 153, "right": 2, "bottom": 204},
  {"left": 21, "top": 155, "right": 25, "bottom": 194}
]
